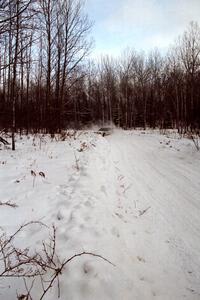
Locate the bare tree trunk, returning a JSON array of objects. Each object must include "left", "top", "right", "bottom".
[{"left": 11, "top": 0, "right": 20, "bottom": 150}]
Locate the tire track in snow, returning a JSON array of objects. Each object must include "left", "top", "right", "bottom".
[{"left": 109, "top": 131, "right": 200, "bottom": 299}]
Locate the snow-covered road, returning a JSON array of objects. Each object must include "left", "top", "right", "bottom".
[
  {"left": 0, "top": 130, "right": 200, "bottom": 299},
  {"left": 108, "top": 131, "right": 200, "bottom": 299}
]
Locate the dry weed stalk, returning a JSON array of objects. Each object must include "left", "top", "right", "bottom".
[
  {"left": 190, "top": 134, "right": 200, "bottom": 151},
  {"left": 73, "top": 151, "right": 80, "bottom": 170},
  {"left": 0, "top": 222, "right": 114, "bottom": 299},
  {"left": 31, "top": 170, "right": 37, "bottom": 187}
]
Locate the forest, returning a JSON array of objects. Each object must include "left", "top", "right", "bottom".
[{"left": 0, "top": 0, "right": 200, "bottom": 138}]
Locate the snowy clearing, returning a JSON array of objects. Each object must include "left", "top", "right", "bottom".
[{"left": 0, "top": 130, "right": 200, "bottom": 299}]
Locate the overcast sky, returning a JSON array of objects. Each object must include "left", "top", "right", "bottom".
[{"left": 85, "top": 0, "right": 200, "bottom": 57}]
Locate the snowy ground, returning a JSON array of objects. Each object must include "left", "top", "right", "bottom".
[{"left": 0, "top": 129, "right": 200, "bottom": 299}]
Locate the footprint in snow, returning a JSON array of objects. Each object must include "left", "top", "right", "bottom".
[
  {"left": 137, "top": 256, "right": 146, "bottom": 263},
  {"left": 83, "top": 260, "right": 99, "bottom": 278},
  {"left": 111, "top": 226, "right": 120, "bottom": 238},
  {"left": 100, "top": 185, "right": 107, "bottom": 195},
  {"left": 83, "top": 215, "right": 92, "bottom": 222},
  {"left": 57, "top": 189, "right": 68, "bottom": 196},
  {"left": 115, "top": 212, "right": 123, "bottom": 219},
  {"left": 115, "top": 212, "right": 127, "bottom": 223},
  {"left": 57, "top": 210, "right": 64, "bottom": 221},
  {"left": 84, "top": 200, "right": 93, "bottom": 208}
]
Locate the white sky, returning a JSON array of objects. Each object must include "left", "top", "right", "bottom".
[{"left": 85, "top": 0, "right": 200, "bottom": 57}]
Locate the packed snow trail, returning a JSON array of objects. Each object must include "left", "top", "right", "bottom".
[
  {"left": 0, "top": 130, "right": 200, "bottom": 299},
  {"left": 108, "top": 131, "right": 200, "bottom": 299}
]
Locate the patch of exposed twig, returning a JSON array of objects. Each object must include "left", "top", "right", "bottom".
[
  {"left": 139, "top": 206, "right": 151, "bottom": 217},
  {"left": 0, "top": 136, "right": 9, "bottom": 145},
  {"left": 0, "top": 201, "right": 18, "bottom": 208}
]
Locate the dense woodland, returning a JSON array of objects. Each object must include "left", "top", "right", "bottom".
[{"left": 0, "top": 0, "right": 200, "bottom": 143}]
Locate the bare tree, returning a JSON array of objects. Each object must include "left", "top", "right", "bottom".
[{"left": 178, "top": 22, "right": 200, "bottom": 131}]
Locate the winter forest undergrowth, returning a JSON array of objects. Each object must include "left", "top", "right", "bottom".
[{"left": 0, "top": 1, "right": 200, "bottom": 141}]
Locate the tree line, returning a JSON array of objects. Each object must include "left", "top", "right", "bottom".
[{"left": 0, "top": 0, "right": 200, "bottom": 144}]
